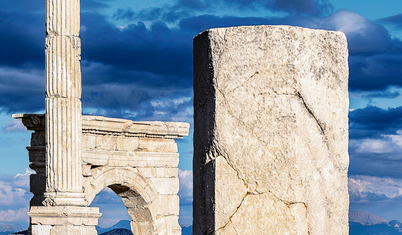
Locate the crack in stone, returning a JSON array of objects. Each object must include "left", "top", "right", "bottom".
[
  {"left": 257, "top": 189, "right": 308, "bottom": 209},
  {"left": 295, "top": 91, "right": 325, "bottom": 136},
  {"left": 211, "top": 143, "right": 259, "bottom": 235},
  {"left": 213, "top": 83, "right": 315, "bottom": 235},
  {"left": 214, "top": 189, "right": 309, "bottom": 234},
  {"left": 213, "top": 191, "right": 248, "bottom": 235},
  {"left": 266, "top": 190, "right": 310, "bottom": 235},
  {"left": 212, "top": 141, "right": 248, "bottom": 190},
  {"left": 295, "top": 91, "right": 330, "bottom": 151},
  {"left": 227, "top": 71, "right": 259, "bottom": 95}
]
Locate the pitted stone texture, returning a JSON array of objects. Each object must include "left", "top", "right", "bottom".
[
  {"left": 194, "top": 25, "right": 349, "bottom": 235},
  {"left": 29, "top": 206, "right": 101, "bottom": 235}
]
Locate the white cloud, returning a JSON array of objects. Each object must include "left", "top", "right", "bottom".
[
  {"left": 171, "top": 108, "right": 193, "bottom": 123},
  {"left": 13, "top": 169, "right": 34, "bottom": 188},
  {"left": 153, "top": 111, "right": 167, "bottom": 116},
  {"left": 384, "top": 130, "right": 402, "bottom": 147},
  {"left": 0, "top": 169, "right": 32, "bottom": 225},
  {"left": 349, "top": 175, "right": 402, "bottom": 202},
  {"left": 320, "top": 9, "right": 389, "bottom": 54},
  {"left": 0, "top": 181, "right": 28, "bottom": 206},
  {"left": 321, "top": 9, "right": 368, "bottom": 34},
  {"left": 150, "top": 97, "right": 191, "bottom": 108},
  {"left": 0, "top": 206, "right": 29, "bottom": 223},
  {"left": 2, "top": 119, "right": 27, "bottom": 133},
  {"left": 178, "top": 170, "right": 193, "bottom": 200},
  {"left": 98, "top": 218, "right": 120, "bottom": 228},
  {"left": 350, "top": 131, "right": 402, "bottom": 154},
  {"left": 356, "top": 139, "right": 392, "bottom": 153}
]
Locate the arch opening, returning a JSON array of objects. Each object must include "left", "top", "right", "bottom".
[
  {"left": 83, "top": 167, "right": 161, "bottom": 235},
  {"left": 91, "top": 187, "right": 132, "bottom": 234}
]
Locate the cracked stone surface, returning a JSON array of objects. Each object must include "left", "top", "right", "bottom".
[{"left": 194, "top": 25, "right": 349, "bottom": 235}]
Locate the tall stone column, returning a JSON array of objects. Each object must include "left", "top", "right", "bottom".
[
  {"left": 27, "top": 0, "right": 101, "bottom": 234},
  {"left": 43, "top": 0, "right": 86, "bottom": 206},
  {"left": 193, "top": 26, "right": 349, "bottom": 235}
]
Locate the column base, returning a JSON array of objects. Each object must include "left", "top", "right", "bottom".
[
  {"left": 28, "top": 206, "right": 101, "bottom": 235},
  {"left": 43, "top": 192, "right": 87, "bottom": 206}
]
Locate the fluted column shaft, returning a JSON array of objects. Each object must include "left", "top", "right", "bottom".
[{"left": 44, "top": 0, "right": 85, "bottom": 206}]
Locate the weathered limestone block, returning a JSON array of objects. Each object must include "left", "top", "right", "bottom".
[
  {"left": 193, "top": 25, "right": 349, "bottom": 235},
  {"left": 81, "top": 115, "right": 187, "bottom": 169},
  {"left": 150, "top": 178, "right": 180, "bottom": 195},
  {"left": 29, "top": 206, "right": 101, "bottom": 235}
]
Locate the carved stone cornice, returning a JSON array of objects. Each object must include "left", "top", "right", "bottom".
[
  {"left": 12, "top": 114, "right": 45, "bottom": 131},
  {"left": 82, "top": 115, "right": 190, "bottom": 139},
  {"left": 13, "top": 114, "right": 190, "bottom": 139}
]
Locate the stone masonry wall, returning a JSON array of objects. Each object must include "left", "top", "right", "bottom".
[{"left": 193, "top": 25, "right": 349, "bottom": 235}]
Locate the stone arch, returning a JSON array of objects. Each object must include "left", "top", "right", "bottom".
[{"left": 83, "top": 166, "right": 164, "bottom": 235}]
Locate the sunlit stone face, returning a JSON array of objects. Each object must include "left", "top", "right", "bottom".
[{"left": 193, "top": 25, "right": 349, "bottom": 235}]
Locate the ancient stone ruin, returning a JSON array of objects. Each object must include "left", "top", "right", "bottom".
[
  {"left": 13, "top": 0, "right": 189, "bottom": 234},
  {"left": 193, "top": 26, "right": 349, "bottom": 234},
  {"left": 13, "top": 0, "right": 350, "bottom": 233}
]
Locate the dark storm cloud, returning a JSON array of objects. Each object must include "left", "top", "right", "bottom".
[
  {"left": 316, "top": 10, "right": 402, "bottom": 91},
  {"left": 349, "top": 106, "right": 402, "bottom": 138},
  {"left": 178, "top": 14, "right": 320, "bottom": 34},
  {"left": 363, "top": 91, "right": 401, "bottom": 99},
  {"left": 377, "top": 13, "right": 402, "bottom": 30},
  {"left": 0, "top": 0, "right": 43, "bottom": 13},
  {"left": 196, "top": 0, "right": 334, "bottom": 15},
  {"left": 2, "top": 0, "right": 402, "bottom": 120},
  {"left": 113, "top": 0, "right": 333, "bottom": 24},
  {"left": 112, "top": 6, "right": 402, "bottom": 93},
  {"left": 349, "top": 149, "right": 402, "bottom": 178},
  {"left": 81, "top": 13, "right": 193, "bottom": 87},
  {"left": 205, "top": 0, "right": 334, "bottom": 15},
  {"left": 348, "top": 106, "right": 402, "bottom": 180},
  {"left": 349, "top": 54, "right": 402, "bottom": 91},
  {"left": 78, "top": 13, "right": 194, "bottom": 120},
  {"left": 319, "top": 9, "right": 393, "bottom": 55},
  {"left": 0, "top": 3, "right": 45, "bottom": 113},
  {"left": 113, "top": 7, "right": 191, "bottom": 23},
  {"left": 0, "top": 67, "right": 44, "bottom": 113},
  {"left": 81, "top": 0, "right": 111, "bottom": 11},
  {"left": 270, "top": 0, "right": 333, "bottom": 16},
  {"left": 0, "top": 11, "right": 44, "bottom": 68},
  {"left": 350, "top": 191, "right": 389, "bottom": 203}
]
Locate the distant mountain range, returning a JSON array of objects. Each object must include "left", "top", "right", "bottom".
[
  {"left": 99, "top": 228, "right": 133, "bottom": 235},
  {"left": 97, "top": 221, "right": 193, "bottom": 235},
  {"left": 10, "top": 211, "right": 402, "bottom": 235},
  {"left": 350, "top": 211, "right": 402, "bottom": 235},
  {"left": 97, "top": 220, "right": 132, "bottom": 234},
  {"left": 0, "top": 223, "right": 24, "bottom": 235}
]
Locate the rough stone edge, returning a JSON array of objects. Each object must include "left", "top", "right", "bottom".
[{"left": 13, "top": 114, "right": 190, "bottom": 138}]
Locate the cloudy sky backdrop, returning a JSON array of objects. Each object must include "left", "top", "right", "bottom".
[{"left": 2, "top": 0, "right": 402, "bottom": 229}]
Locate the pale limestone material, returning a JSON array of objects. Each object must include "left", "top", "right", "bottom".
[
  {"left": 44, "top": 0, "right": 85, "bottom": 207},
  {"left": 13, "top": 0, "right": 189, "bottom": 233},
  {"left": 29, "top": 206, "right": 101, "bottom": 235},
  {"left": 193, "top": 25, "right": 349, "bottom": 235},
  {"left": 15, "top": 114, "right": 189, "bottom": 235}
]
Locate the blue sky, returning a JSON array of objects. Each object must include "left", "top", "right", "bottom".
[{"left": 1, "top": 0, "right": 402, "bottom": 229}]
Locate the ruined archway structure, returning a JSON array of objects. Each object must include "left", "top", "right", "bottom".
[
  {"left": 16, "top": 114, "right": 188, "bottom": 234},
  {"left": 13, "top": 0, "right": 189, "bottom": 234}
]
